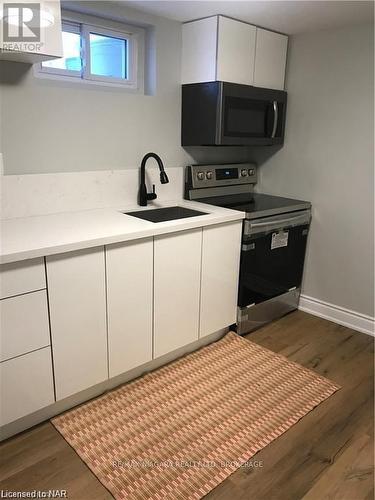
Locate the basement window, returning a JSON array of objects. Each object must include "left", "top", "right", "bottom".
[{"left": 37, "top": 20, "right": 140, "bottom": 89}]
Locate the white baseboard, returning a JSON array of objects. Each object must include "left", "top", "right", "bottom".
[{"left": 299, "top": 295, "right": 375, "bottom": 337}]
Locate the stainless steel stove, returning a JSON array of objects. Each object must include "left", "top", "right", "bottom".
[{"left": 185, "top": 163, "right": 312, "bottom": 334}]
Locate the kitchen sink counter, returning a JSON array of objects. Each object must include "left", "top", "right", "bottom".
[{"left": 0, "top": 200, "right": 244, "bottom": 264}]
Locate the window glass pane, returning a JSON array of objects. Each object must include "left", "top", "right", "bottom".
[
  {"left": 42, "top": 30, "right": 82, "bottom": 72},
  {"left": 89, "top": 33, "right": 127, "bottom": 79}
]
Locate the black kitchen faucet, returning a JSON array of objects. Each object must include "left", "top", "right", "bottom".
[{"left": 139, "top": 152, "right": 169, "bottom": 206}]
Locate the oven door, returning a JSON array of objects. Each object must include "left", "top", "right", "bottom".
[
  {"left": 238, "top": 211, "right": 311, "bottom": 308},
  {"left": 220, "top": 83, "right": 287, "bottom": 146}
]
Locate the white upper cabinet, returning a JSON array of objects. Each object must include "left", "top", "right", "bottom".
[
  {"left": 181, "top": 15, "right": 288, "bottom": 90},
  {"left": 216, "top": 16, "right": 256, "bottom": 85},
  {"left": 0, "top": 0, "right": 63, "bottom": 63},
  {"left": 253, "top": 28, "right": 288, "bottom": 91},
  {"left": 182, "top": 15, "right": 256, "bottom": 85},
  {"left": 106, "top": 238, "right": 153, "bottom": 379},
  {"left": 46, "top": 247, "right": 108, "bottom": 400},
  {"left": 182, "top": 16, "right": 217, "bottom": 84}
]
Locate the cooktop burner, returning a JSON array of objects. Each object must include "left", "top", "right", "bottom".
[{"left": 196, "top": 192, "right": 311, "bottom": 219}]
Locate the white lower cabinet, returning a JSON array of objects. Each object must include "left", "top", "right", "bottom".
[
  {"left": 0, "top": 290, "right": 50, "bottom": 362},
  {"left": 200, "top": 221, "right": 242, "bottom": 338},
  {"left": 0, "top": 220, "right": 244, "bottom": 429},
  {"left": 0, "top": 347, "right": 55, "bottom": 426},
  {"left": 106, "top": 238, "right": 153, "bottom": 378},
  {"left": 0, "top": 257, "right": 46, "bottom": 299},
  {"left": 46, "top": 248, "right": 108, "bottom": 400},
  {"left": 154, "top": 229, "right": 202, "bottom": 358}
]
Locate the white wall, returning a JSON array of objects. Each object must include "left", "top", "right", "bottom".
[
  {"left": 0, "top": 2, "right": 189, "bottom": 174},
  {"left": 255, "top": 22, "right": 374, "bottom": 318},
  {"left": 0, "top": 1, "right": 248, "bottom": 176}
]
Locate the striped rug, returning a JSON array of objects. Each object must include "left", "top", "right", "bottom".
[{"left": 52, "top": 332, "right": 340, "bottom": 499}]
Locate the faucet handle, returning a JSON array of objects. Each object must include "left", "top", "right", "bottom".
[{"left": 147, "top": 184, "right": 157, "bottom": 201}]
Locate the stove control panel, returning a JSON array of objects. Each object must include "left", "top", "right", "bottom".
[{"left": 186, "top": 163, "right": 257, "bottom": 190}]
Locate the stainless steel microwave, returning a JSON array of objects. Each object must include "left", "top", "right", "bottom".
[{"left": 181, "top": 81, "right": 287, "bottom": 146}]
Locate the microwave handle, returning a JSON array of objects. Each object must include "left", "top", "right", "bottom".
[{"left": 271, "top": 101, "right": 278, "bottom": 138}]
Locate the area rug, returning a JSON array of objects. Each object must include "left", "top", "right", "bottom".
[{"left": 52, "top": 332, "right": 340, "bottom": 500}]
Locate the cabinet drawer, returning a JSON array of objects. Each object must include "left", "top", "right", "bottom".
[
  {"left": 0, "top": 258, "right": 46, "bottom": 299},
  {"left": 0, "top": 290, "right": 50, "bottom": 362},
  {"left": 0, "top": 347, "right": 55, "bottom": 426}
]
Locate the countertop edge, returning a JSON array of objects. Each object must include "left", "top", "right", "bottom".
[{"left": 0, "top": 208, "right": 244, "bottom": 265}]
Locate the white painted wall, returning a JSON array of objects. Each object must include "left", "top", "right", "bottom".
[
  {"left": 0, "top": 2, "right": 250, "bottom": 176},
  {"left": 0, "top": 2, "right": 189, "bottom": 175},
  {"left": 255, "top": 23, "right": 374, "bottom": 318}
]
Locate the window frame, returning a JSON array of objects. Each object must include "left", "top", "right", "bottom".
[
  {"left": 37, "top": 19, "right": 139, "bottom": 89},
  {"left": 82, "top": 24, "right": 138, "bottom": 88},
  {"left": 39, "top": 21, "right": 82, "bottom": 79}
]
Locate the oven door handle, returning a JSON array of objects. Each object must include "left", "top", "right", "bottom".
[
  {"left": 250, "top": 215, "right": 306, "bottom": 228},
  {"left": 244, "top": 212, "right": 311, "bottom": 236},
  {"left": 271, "top": 101, "right": 278, "bottom": 138}
]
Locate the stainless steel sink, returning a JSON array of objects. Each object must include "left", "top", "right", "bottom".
[{"left": 125, "top": 206, "right": 208, "bottom": 223}]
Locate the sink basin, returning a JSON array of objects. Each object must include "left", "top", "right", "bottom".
[{"left": 125, "top": 206, "right": 208, "bottom": 223}]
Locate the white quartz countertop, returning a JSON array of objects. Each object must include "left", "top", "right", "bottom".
[{"left": 0, "top": 200, "right": 244, "bottom": 264}]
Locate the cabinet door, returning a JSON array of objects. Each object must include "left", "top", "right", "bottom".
[
  {"left": 46, "top": 248, "right": 107, "bottom": 400},
  {"left": 253, "top": 28, "right": 288, "bottom": 90},
  {"left": 106, "top": 238, "right": 153, "bottom": 378},
  {"left": 217, "top": 16, "right": 256, "bottom": 85},
  {"left": 0, "top": 347, "right": 55, "bottom": 426},
  {"left": 200, "top": 222, "right": 242, "bottom": 338},
  {"left": 154, "top": 229, "right": 202, "bottom": 358},
  {"left": 181, "top": 17, "right": 217, "bottom": 84}
]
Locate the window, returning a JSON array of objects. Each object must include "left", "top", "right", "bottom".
[
  {"left": 39, "top": 20, "right": 138, "bottom": 88},
  {"left": 42, "top": 22, "right": 82, "bottom": 75}
]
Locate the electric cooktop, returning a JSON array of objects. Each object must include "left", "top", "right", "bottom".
[{"left": 195, "top": 192, "right": 311, "bottom": 219}]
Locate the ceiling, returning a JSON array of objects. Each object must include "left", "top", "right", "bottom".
[{"left": 120, "top": 0, "right": 374, "bottom": 35}]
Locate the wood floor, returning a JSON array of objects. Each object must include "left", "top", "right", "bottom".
[{"left": 0, "top": 311, "right": 373, "bottom": 500}]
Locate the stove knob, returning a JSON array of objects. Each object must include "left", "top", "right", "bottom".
[
  {"left": 248, "top": 168, "right": 255, "bottom": 176},
  {"left": 197, "top": 172, "right": 205, "bottom": 180},
  {"left": 241, "top": 169, "right": 248, "bottom": 177},
  {"left": 206, "top": 171, "right": 213, "bottom": 180}
]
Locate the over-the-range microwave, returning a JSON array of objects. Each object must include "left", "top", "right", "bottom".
[{"left": 181, "top": 81, "right": 287, "bottom": 146}]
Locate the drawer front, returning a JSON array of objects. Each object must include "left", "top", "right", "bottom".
[
  {"left": 0, "top": 347, "right": 55, "bottom": 426},
  {"left": 0, "top": 290, "right": 50, "bottom": 362},
  {"left": 0, "top": 258, "right": 46, "bottom": 299}
]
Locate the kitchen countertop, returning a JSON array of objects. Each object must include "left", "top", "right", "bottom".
[{"left": 0, "top": 200, "right": 245, "bottom": 264}]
